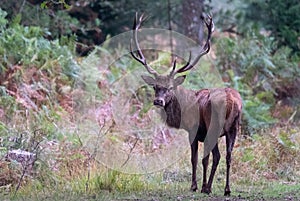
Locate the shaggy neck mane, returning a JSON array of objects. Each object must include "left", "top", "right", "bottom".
[{"left": 164, "top": 95, "right": 181, "bottom": 129}]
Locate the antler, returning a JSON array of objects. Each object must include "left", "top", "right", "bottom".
[
  {"left": 130, "top": 13, "right": 159, "bottom": 77},
  {"left": 170, "top": 14, "right": 214, "bottom": 77}
]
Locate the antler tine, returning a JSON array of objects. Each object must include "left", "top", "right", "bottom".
[
  {"left": 169, "top": 56, "right": 178, "bottom": 76},
  {"left": 173, "top": 51, "right": 192, "bottom": 75},
  {"left": 175, "top": 15, "right": 214, "bottom": 74},
  {"left": 130, "top": 13, "right": 158, "bottom": 76},
  {"left": 169, "top": 52, "right": 191, "bottom": 77}
]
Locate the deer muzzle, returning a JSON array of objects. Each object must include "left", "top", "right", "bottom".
[{"left": 153, "top": 98, "right": 165, "bottom": 107}]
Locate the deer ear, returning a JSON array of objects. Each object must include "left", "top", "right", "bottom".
[
  {"left": 141, "top": 75, "right": 156, "bottom": 86},
  {"left": 174, "top": 75, "right": 186, "bottom": 86}
]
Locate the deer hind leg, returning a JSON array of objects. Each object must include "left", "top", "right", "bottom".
[
  {"left": 224, "top": 124, "right": 238, "bottom": 196},
  {"left": 190, "top": 139, "right": 199, "bottom": 191}
]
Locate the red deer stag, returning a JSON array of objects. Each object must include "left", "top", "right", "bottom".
[{"left": 130, "top": 13, "right": 242, "bottom": 196}]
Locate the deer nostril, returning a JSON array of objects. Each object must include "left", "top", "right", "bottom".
[{"left": 154, "top": 99, "right": 164, "bottom": 107}]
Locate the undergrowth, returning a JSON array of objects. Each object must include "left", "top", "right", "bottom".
[
  {"left": 1, "top": 123, "right": 299, "bottom": 200},
  {"left": 0, "top": 6, "right": 300, "bottom": 201}
]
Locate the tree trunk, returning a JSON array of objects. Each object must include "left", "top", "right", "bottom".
[{"left": 182, "top": 0, "right": 205, "bottom": 44}]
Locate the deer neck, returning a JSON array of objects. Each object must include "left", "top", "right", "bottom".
[{"left": 163, "top": 91, "right": 182, "bottom": 129}]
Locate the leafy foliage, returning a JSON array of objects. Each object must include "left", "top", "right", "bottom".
[
  {"left": 213, "top": 0, "right": 300, "bottom": 57},
  {"left": 0, "top": 5, "right": 80, "bottom": 154},
  {"left": 0, "top": 9, "right": 78, "bottom": 74},
  {"left": 216, "top": 30, "right": 299, "bottom": 133},
  {"left": 243, "top": 0, "right": 300, "bottom": 55},
  {"left": 1, "top": 0, "right": 79, "bottom": 39}
]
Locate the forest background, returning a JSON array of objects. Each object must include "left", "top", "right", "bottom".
[{"left": 0, "top": 0, "right": 299, "bottom": 200}]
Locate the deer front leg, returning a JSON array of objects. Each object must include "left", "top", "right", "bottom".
[
  {"left": 201, "top": 153, "right": 209, "bottom": 194},
  {"left": 207, "top": 143, "right": 220, "bottom": 193},
  {"left": 190, "top": 140, "right": 198, "bottom": 191}
]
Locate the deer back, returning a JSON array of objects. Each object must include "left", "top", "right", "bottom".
[{"left": 196, "top": 88, "right": 242, "bottom": 136}]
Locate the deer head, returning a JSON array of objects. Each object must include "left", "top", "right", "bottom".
[{"left": 130, "top": 13, "right": 214, "bottom": 108}]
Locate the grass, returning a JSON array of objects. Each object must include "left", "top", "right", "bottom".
[
  {"left": 1, "top": 126, "right": 299, "bottom": 201},
  {"left": 4, "top": 172, "right": 300, "bottom": 201}
]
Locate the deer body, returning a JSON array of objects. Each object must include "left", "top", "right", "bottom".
[
  {"left": 130, "top": 13, "right": 242, "bottom": 196},
  {"left": 164, "top": 86, "right": 242, "bottom": 195},
  {"left": 163, "top": 87, "right": 241, "bottom": 140}
]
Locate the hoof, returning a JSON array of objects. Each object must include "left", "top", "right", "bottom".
[
  {"left": 190, "top": 184, "right": 198, "bottom": 192},
  {"left": 224, "top": 190, "right": 231, "bottom": 196},
  {"left": 201, "top": 187, "right": 211, "bottom": 194}
]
